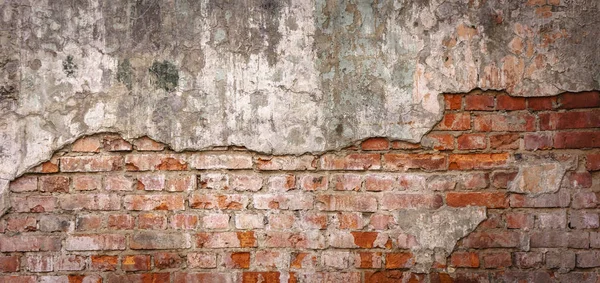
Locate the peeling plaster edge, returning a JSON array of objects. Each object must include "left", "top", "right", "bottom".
[{"left": 0, "top": 179, "right": 9, "bottom": 217}]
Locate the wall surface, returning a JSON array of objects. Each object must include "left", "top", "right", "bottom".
[
  {"left": 1, "top": 90, "right": 599, "bottom": 282},
  {"left": 1, "top": 0, "right": 600, "bottom": 281}
]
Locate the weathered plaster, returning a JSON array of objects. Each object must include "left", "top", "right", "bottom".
[{"left": 1, "top": 0, "right": 599, "bottom": 180}]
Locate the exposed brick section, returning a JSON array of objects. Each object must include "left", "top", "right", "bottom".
[{"left": 2, "top": 91, "right": 599, "bottom": 279}]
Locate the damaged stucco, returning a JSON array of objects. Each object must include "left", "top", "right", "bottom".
[{"left": 0, "top": 0, "right": 598, "bottom": 261}]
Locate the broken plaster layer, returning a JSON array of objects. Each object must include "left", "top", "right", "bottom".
[
  {"left": 508, "top": 162, "right": 567, "bottom": 196},
  {"left": 0, "top": 0, "right": 599, "bottom": 182},
  {"left": 397, "top": 206, "right": 487, "bottom": 272}
]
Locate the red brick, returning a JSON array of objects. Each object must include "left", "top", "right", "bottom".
[
  {"left": 505, "top": 212, "right": 533, "bottom": 229},
  {"left": 9, "top": 176, "right": 37, "bottom": 192},
  {"left": 11, "top": 195, "right": 56, "bottom": 212},
  {"left": 491, "top": 171, "right": 518, "bottom": 188},
  {"left": 0, "top": 235, "right": 61, "bottom": 252},
  {"left": 253, "top": 193, "right": 313, "bottom": 210},
  {"left": 104, "top": 175, "right": 134, "bottom": 191},
  {"left": 290, "top": 253, "right": 317, "bottom": 269},
  {"left": 390, "top": 141, "right": 421, "bottom": 149},
  {"left": 576, "top": 251, "right": 600, "bottom": 268},
  {"left": 482, "top": 252, "right": 512, "bottom": 268},
  {"left": 123, "top": 194, "right": 185, "bottom": 211},
  {"left": 447, "top": 192, "right": 508, "bottom": 208},
  {"left": 380, "top": 193, "right": 443, "bottom": 210},
  {"left": 106, "top": 273, "right": 171, "bottom": 283},
  {"left": 361, "top": 138, "right": 390, "bottom": 150},
  {"left": 540, "top": 110, "right": 600, "bottom": 130},
  {"left": 351, "top": 232, "right": 379, "bottom": 248},
  {"left": 76, "top": 214, "right": 103, "bottom": 231},
  {"left": 154, "top": 253, "right": 183, "bottom": 269},
  {"left": 60, "top": 156, "right": 123, "bottom": 172},
  {"left": 0, "top": 255, "right": 19, "bottom": 272},
  {"left": 450, "top": 252, "right": 479, "bottom": 268},
  {"left": 224, "top": 252, "right": 250, "bottom": 269},
  {"left": 443, "top": 94, "right": 462, "bottom": 110},
  {"left": 102, "top": 135, "right": 133, "bottom": 151},
  {"left": 587, "top": 153, "right": 600, "bottom": 171},
  {"left": 300, "top": 212, "right": 327, "bottom": 230},
  {"left": 457, "top": 134, "right": 487, "bottom": 150},
  {"left": 5, "top": 216, "right": 36, "bottom": 232},
  {"left": 130, "top": 231, "right": 191, "bottom": 250},
  {"left": 65, "top": 234, "right": 126, "bottom": 251},
  {"left": 0, "top": 276, "right": 35, "bottom": 283},
  {"left": 60, "top": 194, "right": 121, "bottom": 211},
  {"left": 572, "top": 191, "right": 598, "bottom": 209},
  {"left": 369, "top": 214, "right": 396, "bottom": 230},
  {"left": 565, "top": 171, "right": 593, "bottom": 188},
  {"left": 256, "top": 155, "right": 316, "bottom": 170},
  {"left": 422, "top": 133, "right": 454, "bottom": 150},
  {"left": 54, "top": 255, "right": 85, "bottom": 271},
  {"left": 489, "top": 134, "right": 519, "bottom": 150},
  {"left": 365, "top": 271, "right": 424, "bottom": 283},
  {"left": 137, "top": 174, "right": 165, "bottom": 191},
  {"left": 333, "top": 174, "right": 362, "bottom": 191},
  {"left": 29, "top": 157, "right": 60, "bottom": 174},
  {"left": 465, "top": 94, "right": 495, "bottom": 110},
  {"left": 298, "top": 174, "right": 327, "bottom": 191},
  {"left": 230, "top": 173, "right": 263, "bottom": 191},
  {"left": 170, "top": 214, "right": 198, "bottom": 230},
  {"left": 365, "top": 174, "right": 396, "bottom": 192},
  {"left": 473, "top": 113, "right": 535, "bottom": 132},
  {"left": 320, "top": 153, "right": 381, "bottom": 170},
  {"left": 527, "top": 96, "right": 556, "bottom": 110},
  {"left": 385, "top": 253, "right": 414, "bottom": 269},
  {"left": 235, "top": 213, "right": 265, "bottom": 229},
  {"left": 72, "top": 136, "right": 102, "bottom": 152},
  {"left": 554, "top": 131, "right": 600, "bottom": 149},
  {"left": 73, "top": 175, "right": 101, "bottom": 191},
  {"left": 496, "top": 94, "right": 526, "bottom": 110},
  {"left": 91, "top": 255, "right": 118, "bottom": 271},
  {"left": 195, "top": 231, "right": 256, "bottom": 248},
  {"left": 166, "top": 175, "right": 196, "bottom": 192},
  {"left": 201, "top": 213, "right": 230, "bottom": 229},
  {"left": 435, "top": 113, "right": 471, "bottom": 130},
  {"left": 138, "top": 213, "right": 168, "bottom": 230},
  {"left": 530, "top": 231, "right": 588, "bottom": 248},
  {"left": 383, "top": 153, "right": 446, "bottom": 171},
  {"left": 316, "top": 194, "right": 377, "bottom": 212},
  {"left": 266, "top": 174, "right": 296, "bottom": 192},
  {"left": 262, "top": 231, "right": 326, "bottom": 249},
  {"left": 569, "top": 210, "right": 599, "bottom": 229},
  {"left": 448, "top": 153, "right": 509, "bottom": 170},
  {"left": 338, "top": 212, "right": 364, "bottom": 230},
  {"left": 190, "top": 193, "right": 249, "bottom": 210},
  {"left": 133, "top": 136, "right": 165, "bottom": 151},
  {"left": 125, "top": 154, "right": 187, "bottom": 171},
  {"left": 462, "top": 231, "right": 521, "bottom": 248},
  {"left": 242, "top": 272, "right": 281, "bottom": 283},
  {"left": 39, "top": 175, "right": 70, "bottom": 193},
  {"left": 187, "top": 252, "right": 217, "bottom": 268},
  {"left": 254, "top": 251, "right": 286, "bottom": 269},
  {"left": 558, "top": 91, "right": 600, "bottom": 109},
  {"left": 510, "top": 191, "right": 570, "bottom": 208},
  {"left": 25, "top": 254, "right": 53, "bottom": 272},
  {"left": 356, "top": 252, "right": 383, "bottom": 268},
  {"left": 108, "top": 214, "right": 135, "bottom": 230},
  {"left": 122, "top": 255, "right": 151, "bottom": 271},
  {"left": 191, "top": 152, "right": 253, "bottom": 169},
  {"left": 524, "top": 133, "right": 553, "bottom": 150}
]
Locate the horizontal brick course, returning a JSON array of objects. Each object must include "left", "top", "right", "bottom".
[{"left": 2, "top": 91, "right": 599, "bottom": 279}]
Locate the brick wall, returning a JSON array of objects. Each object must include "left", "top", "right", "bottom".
[{"left": 1, "top": 90, "right": 599, "bottom": 283}]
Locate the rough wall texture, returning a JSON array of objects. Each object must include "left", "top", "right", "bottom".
[
  {"left": 1, "top": 0, "right": 599, "bottom": 184},
  {"left": 1, "top": 90, "right": 599, "bottom": 282}
]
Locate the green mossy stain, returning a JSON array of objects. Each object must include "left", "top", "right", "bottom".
[
  {"left": 149, "top": 61, "right": 179, "bottom": 92},
  {"left": 62, "top": 55, "right": 77, "bottom": 77},
  {"left": 117, "top": 59, "right": 133, "bottom": 90}
]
